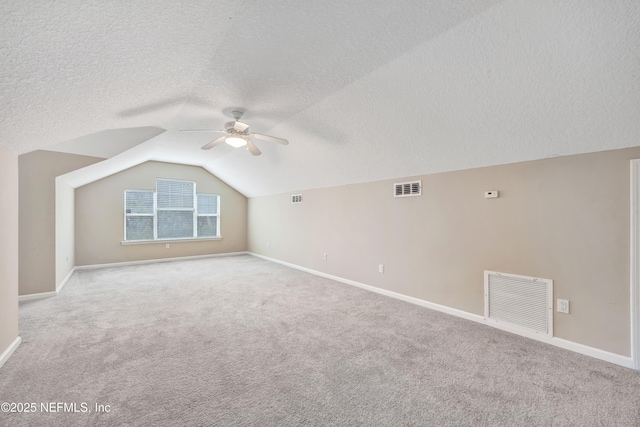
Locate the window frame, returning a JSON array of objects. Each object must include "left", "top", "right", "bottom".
[
  {"left": 196, "top": 193, "right": 220, "bottom": 238},
  {"left": 155, "top": 178, "right": 197, "bottom": 240},
  {"left": 123, "top": 179, "right": 221, "bottom": 244},
  {"left": 123, "top": 189, "right": 156, "bottom": 241}
]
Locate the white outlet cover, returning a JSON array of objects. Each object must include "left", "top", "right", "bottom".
[{"left": 557, "top": 299, "right": 570, "bottom": 314}]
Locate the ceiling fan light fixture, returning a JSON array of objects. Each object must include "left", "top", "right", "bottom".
[{"left": 225, "top": 136, "right": 248, "bottom": 147}]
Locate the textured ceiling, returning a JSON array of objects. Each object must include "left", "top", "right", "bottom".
[{"left": 1, "top": 0, "right": 639, "bottom": 196}]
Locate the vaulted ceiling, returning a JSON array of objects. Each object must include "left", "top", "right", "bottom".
[{"left": 1, "top": 1, "right": 639, "bottom": 197}]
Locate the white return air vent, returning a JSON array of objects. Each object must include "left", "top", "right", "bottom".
[
  {"left": 394, "top": 180, "right": 421, "bottom": 197},
  {"left": 484, "top": 271, "right": 553, "bottom": 338},
  {"left": 291, "top": 194, "right": 302, "bottom": 204}
]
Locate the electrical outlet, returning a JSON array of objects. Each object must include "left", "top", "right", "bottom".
[
  {"left": 323, "top": 253, "right": 327, "bottom": 260},
  {"left": 166, "top": 243, "right": 170, "bottom": 249},
  {"left": 557, "top": 299, "right": 570, "bottom": 314},
  {"left": 378, "top": 264, "right": 384, "bottom": 273}
]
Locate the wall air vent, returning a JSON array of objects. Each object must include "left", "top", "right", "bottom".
[
  {"left": 484, "top": 271, "right": 553, "bottom": 337},
  {"left": 291, "top": 194, "right": 302, "bottom": 204},
  {"left": 394, "top": 180, "right": 421, "bottom": 197}
]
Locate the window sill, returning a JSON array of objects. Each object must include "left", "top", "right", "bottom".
[{"left": 121, "top": 237, "right": 222, "bottom": 246}]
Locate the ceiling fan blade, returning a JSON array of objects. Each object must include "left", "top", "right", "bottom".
[
  {"left": 181, "top": 129, "right": 226, "bottom": 133},
  {"left": 245, "top": 139, "right": 262, "bottom": 156},
  {"left": 249, "top": 132, "right": 289, "bottom": 145},
  {"left": 201, "top": 135, "right": 227, "bottom": 150}
]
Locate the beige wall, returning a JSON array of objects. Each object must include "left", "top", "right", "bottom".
[
  {"left": 19, "top": 151, "right": 104, "bottom": 295},
  {"left": 0, "top": 145, "right": 19, "bottom": 356},
  {"left": 249, "top": 146, "right": 640, "bottom": 356},
  {"left": 75, "top": 161, "right": 247, "bottom": 265}
]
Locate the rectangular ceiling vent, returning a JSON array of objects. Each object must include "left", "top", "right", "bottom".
[
  {"left": 291, "top": 194, "right": 302, "bottom": 204},
  {"left": 484, "top": 271, "right": 553, "bottom": 338},
  {"left": 394, "top": 180, "right": 421, "bottom": 197}
]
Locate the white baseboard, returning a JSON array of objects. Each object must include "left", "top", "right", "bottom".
[
  {"left": 552, "top": 337, "right": 633, "bottom": 368},
  {"left": 19, "top": 267, "right": 77, "bottom": 302},
  {"left": 249, "top": 252, "right": 634, "bottom": 369},
  {"left": 56, "top": 266, "right": 76, "bottom": 294},
  {"left": 0, "top": 336, "right": 21, "bottom": 370},
  {"left": 250, "top": 252, "right": 485, "bottom": 324},
  {"left": 18, "top": 291, "right": 58, "bottom": 302},
  {"left": 75, "top": 251, "right": 248, "bottom": 271}
]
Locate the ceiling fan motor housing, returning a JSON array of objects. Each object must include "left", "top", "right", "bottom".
[{"left": 225, "top": 120, "right": 250, "bottom": 134}]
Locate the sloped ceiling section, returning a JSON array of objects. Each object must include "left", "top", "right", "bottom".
[
  {"left": 44, "top": 127, "right": 166, "bottom": 159},
  {"left": 2, "top": 0, "right": 639, "bottom": 196}
]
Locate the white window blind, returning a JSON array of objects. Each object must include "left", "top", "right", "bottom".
[
  {"left": 124, "top": 179, "right": 220, "bottom": 242},
  {"left": 157, "top": 179, "right": 195, "bottom": 209},
  {"left": 156, "top": 179, "right": 196, "bottom": 239},
  {"left": 197, "top": 194, "right": 219, "bottom": 237},
  {"left": 124, "top": 190, "right": 154, "bottom": 241}
]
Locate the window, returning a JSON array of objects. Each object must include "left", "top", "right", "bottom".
[
  {"left": 124, "top": 178, "right": 219, "bottom": 242},
  {"left": 125, "top": 190, "right": 154, "bottom": 241},
  {"left": 197, "top": 194, "right": 219, "bottom": 237},
  {"left": 156, "top": 179, "right": 195, "bottom": 239}
]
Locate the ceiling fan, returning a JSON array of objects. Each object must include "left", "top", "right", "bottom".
[{"left": 180, "top": 110, "right": 288, "bottom": 156}]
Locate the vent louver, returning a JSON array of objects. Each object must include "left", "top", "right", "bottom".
[
  {"left": 484, "top": 271, "right": 553, "bottom": 337},
  {"left": 291, "top": 194, "right": 302, "bottom": 204},
  {"left": 394, "top": 180, "right": 421, "bottom": 197}
]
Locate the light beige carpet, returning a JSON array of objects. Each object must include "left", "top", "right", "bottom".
[{"left": 1, "top": 255, "right": 639, "bottom": 426}]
